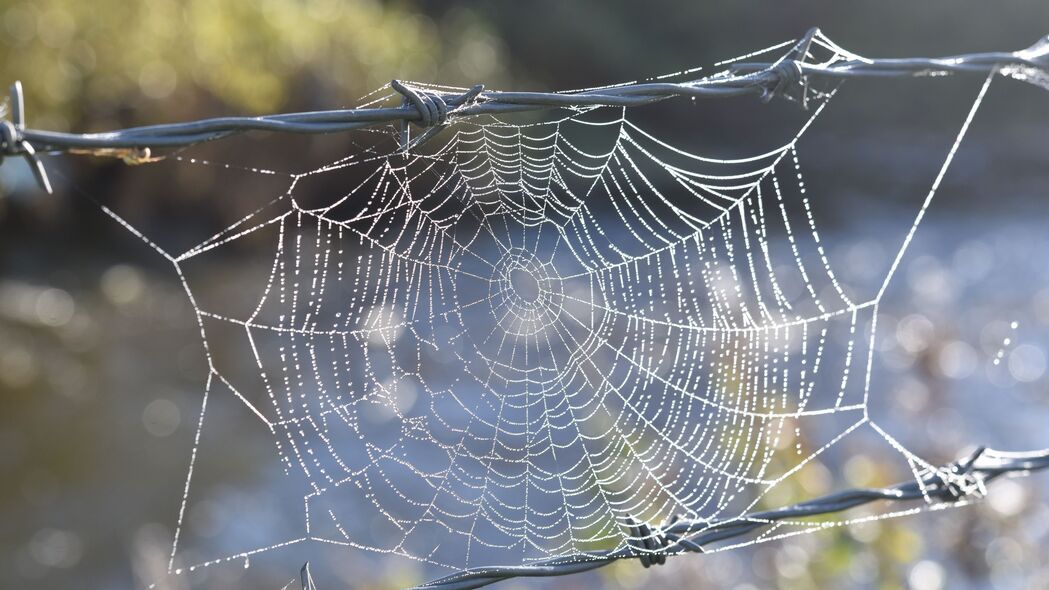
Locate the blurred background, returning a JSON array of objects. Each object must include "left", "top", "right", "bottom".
[{"left": 2, "top": 1, "right": 1049, "bottom": 589}]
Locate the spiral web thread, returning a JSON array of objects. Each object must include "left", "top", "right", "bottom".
[{"left": 98, "top": 33, "right": 1000, "bottom": 584}]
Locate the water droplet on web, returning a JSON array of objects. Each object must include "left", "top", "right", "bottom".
[{"left": 992, "top": 320, "right": 1019, "bottom": 366}]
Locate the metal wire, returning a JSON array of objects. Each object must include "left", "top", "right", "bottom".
[
  {"left": 2, "top": 28, "right": 1048, "bottom": 194},
  {"left": 411, "top": 447, "right": 1049, "bottom": 590}
]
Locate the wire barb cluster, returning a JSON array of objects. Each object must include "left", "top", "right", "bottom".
[
  {"left": 301, "top": 562, "right": 318, "bottom": 590},
  {"left": 2, "top": 27, "right": 1047, "bottom": 194},
  {"left": 0, "top": 81, "right": 52, "bottom": 193},
  {"left": 391, "top": 80, "right": 485, "bottom": 152},
  {"left": 760, "top": 26, "right": 817, "bottom": 107},
  {"left": 624, "top": 516, "right": 670, "bottom": 568}
]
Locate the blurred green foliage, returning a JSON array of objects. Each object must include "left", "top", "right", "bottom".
[{"left": 0, "top": 0, "right": 507, "bottom": 131}]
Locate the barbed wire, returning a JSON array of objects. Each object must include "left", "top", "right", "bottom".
[
  {"left": 2, "top": 28, "right": 1048, "bottom": 194},
  {"left": 405, "top": 447, "right": 1049, "bottom": 590}
]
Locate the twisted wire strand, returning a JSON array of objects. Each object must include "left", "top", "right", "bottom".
[
  {"left": 2, "top": 28, "right": 1047, "bottom": 194},
  {"left": 410, "top": 447, "right": 1049, "bottom": 590}
]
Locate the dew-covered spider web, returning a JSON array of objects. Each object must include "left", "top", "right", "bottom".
[{"left": 95, "top": 32, "right": 1026, "bottom": 585}]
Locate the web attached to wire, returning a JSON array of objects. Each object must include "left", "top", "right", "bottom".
[{"left": 103, "top": 32, "right": 1002, "bottom": 581}]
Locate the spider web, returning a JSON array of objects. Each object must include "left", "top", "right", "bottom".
[{"left": 98, "top": 33, "right": 1003, "bottom": 584}]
